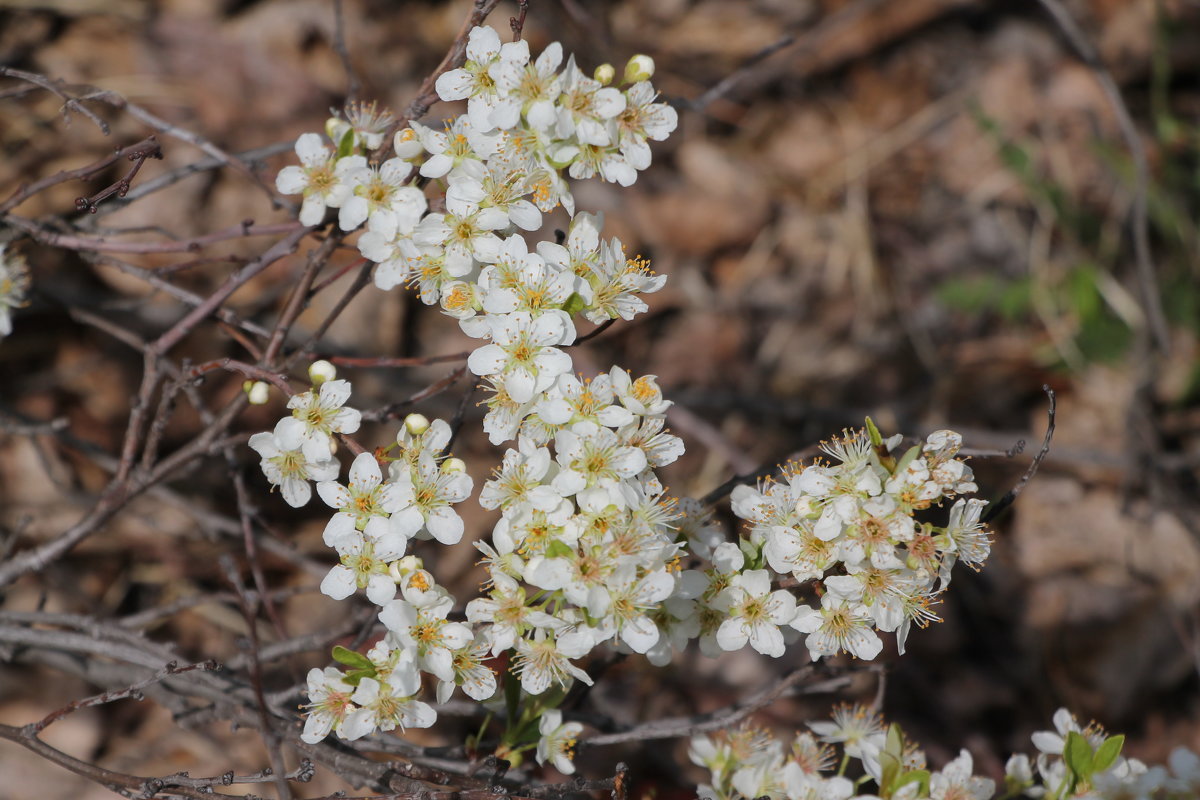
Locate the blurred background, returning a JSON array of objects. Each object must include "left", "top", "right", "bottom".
[{"left": 1, "top": 0, "right": 1199, "bottom": 797}]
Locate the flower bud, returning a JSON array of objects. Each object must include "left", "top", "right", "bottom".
[
  {"left": 593, "top": 63, "right": 616, "bottom": 86},
  {"left": 393, "top": 127, "right": 424, "bottom": 159},
  {"left": 244, "top": 380, "right": 270, "bottom": 405},
  {"left": 403, "top": 413, "right": 430, "bottom": 437},
  {"left": 325, "top": 116, "right": 349, "bottom": 144},
  {"left": 309, "top": 359, "right": 337, "bottom": 385},
  {"left": 623, "top": 54, "right": 655, "bottom": 83},
  {"left": 441, "top": 457, "right": 466, "bottom": 474}
]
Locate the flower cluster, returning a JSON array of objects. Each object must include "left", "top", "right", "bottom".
[
  {"left": 0, "top": 244, "right": 30, "bottom": 340},
  {"left": 690, "top": 705, "right": 1193, "bottom": 800},
  {"left": 264, "top": 23, "right": 999, "bottom": 777},
  {"left": 723, "top": 426, "right": 987, "bottom": 661},
  {"left": 249, "top": 362, "right": 491, "bottom": 741},
  {"left": 275, "top": 25, "right": 675, "bottom": 348}
]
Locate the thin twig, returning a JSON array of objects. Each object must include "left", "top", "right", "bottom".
[
  {"left": 26, "top": 660, "right": 218, "bottom": 735},
  {"left": 332, "top": 0, "right": 362, "bottom": 102},
  {"left": 982, "top": 384, "right": 1057, "bottom": 524},
  {"left": 510, "top": 0, "right": 530, "bottom": 41}
]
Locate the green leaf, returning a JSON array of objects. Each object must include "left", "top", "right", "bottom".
[
  {"left": 546, "top": 539, "right": 574, "bottom": 559},
  {"left": 893, "top": 770, "right": 930, "bottom": 797},
  {"left": 864, "top": 417, "right": 883, "bottom": 447},
  {"left": 332, "top": 645, "right": 373, "bottom": 670},
  {"left": 878, "top": 724, "right": 905, "bottom": 796},
  {"left": 1093, "top": 734, "right": 1125, "bottom": 773},
  {"left": 343, "top": 667, "right": 376, "bottom": 686},
  {"left": 336, "top": 127, "right": 356, "bottom": 159},
  {"left": 738, "top": 538, "right": 762, "bottom": 569},
  {"left": 1064, "top": 731, "right": 1095, "bottom": 781},
  {"left": 892, "top": 445, "right": 921, "bottom": 477},
  {"left": 503, "top": 666, "right": 521, "bottom": 735},
  {"left": 560, "top": 292, "right": 587, "bottom": 315}
]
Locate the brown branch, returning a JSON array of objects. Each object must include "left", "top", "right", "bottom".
[
  {"left": 376, "top": 0, "right": 505, "bottom": 158},
  {"left": 27, "top": 660, "right": 218, "bottom": 735},
  {"left": 0, "top": 135, "right": 159, "bottom": 214},
  {"left": 332, "top": 0, "right": 362, "bottom": 102},
  {"left": 982, "top": 384, "right": 1057, "bottom": 524},
  {"left": 0, "top": 65, "right": 112, "bottom": 134},
  {"left": 581, "top": 666, "right": 833, "bottom": 747},
  {"left": 74, "top": 135, "right": 163, "bottom": 214},
  {"left": 5, "top": 215, "right": 306, "bottom": 254},
  {"left": 326, "top": 351, "right": 470, "bottom": 368},
  {"left": 361, "top": 366, "right": 469, "bottom": 422},
  {"left": 220, "top": 554, "right": 294, "bottom": 800},
  {"left": 510, "top": 0, "right": 530, "bottom": 41},
  {"left": 0, "top": 723, "right": 220, "bottom": 800}
]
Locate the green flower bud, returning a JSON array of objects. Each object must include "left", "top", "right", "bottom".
[
  {"left": 594, "top": 63, "right": 616, "bottom": 86},
  {"left": 308, "top": 359, "right": 337, "bottom": 385},
  {"left": 244, "top": 380, "right": 270, "bottom": 405},
  {"left": 623, "top": 54, "right": 655, "bottom": 83},
  {"left": 403, "top": 413, "right": 430, "bottom": 436}
]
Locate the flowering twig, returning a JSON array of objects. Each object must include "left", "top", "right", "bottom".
[
  {"left": 510, "top": 0, "right": 530, "bottom": 41},
  {"left": 74, "top": 135, "right": 163, "bottom": 214}
]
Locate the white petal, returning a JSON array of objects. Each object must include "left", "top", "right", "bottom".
[
  {"left": 276, "top": 166, "right": 307, "bottom": 195},
  {"left": 716, "top": 619, "right": 749, "bottom": 652},
  {"left": 316, "top": 481, "right": 351, "bottom": 510},
  {"left": 365, "top": 574, "right": 397, "bottom": 605},
  {"left": 349, "top": 452, "right": 382, "bottom": 487},
  {"left": 295, "top": 132, "right": 328, "bottom": 163},
  {"left": 468, "top": 344, "right": 507, "bottom": 377},
  {"left": 280, "top": 478, "right": 311, "bottom": 508},
  {"left": 426, "top": 507, "right": 464, "bottom": 545},
  {"left": 320, "top": 565, "right": 357, "bottom": 600}
]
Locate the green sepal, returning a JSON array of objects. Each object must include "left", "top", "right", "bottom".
[
  {"left": 1064, "top": 730, "right": 1095, "bottom": 786},
  {"left": 738, "top": 538, "right": 763, "bottom": 569},
  {"left": 878, "top": 723, "right": 905, "bottom": 796},
  {"left": 1093, "top": 734, "right": 1125, "bottom": 773},
  {"left": 332, "top": 645, "right": 374, "bottom": 670},
  {"left": 546, "top": 539, "right": 574, "bottom": 559},
  {"left": 560, "top": 292, "right": 587, "bottom": 316},
  {"left": 865, "top": 416, "right": 884, "bottom": 447},
  {"left": 336, "top": 127, "right": 356, "bottom": 159},
  {"left": 892, "top": 445, "right": 922, "bottom": 477},
  {"left": 892, "top": 770, "right": 931, "bottom": 798}
]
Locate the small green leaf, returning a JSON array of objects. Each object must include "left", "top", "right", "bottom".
[
  {"left": 892, "top": 445, "right": 922, "bottom": 477},
  {"left": 336, "top": 127, "right": 356, "bottom": 159},
  {"left": 1064, "top": 731, "right": 1095, "bottom": 781},
  {"left": 878, "top": 752, "right": 902, "bottom": 797},
  {"left": 343, "top": 667, "right": 376, "bottom": 686},
  {"left": 1093, "top": 735, "right": 1125, "bottom": 773},
  {"left": 332, "top": 645, "right": 374, "bottom": 670},
  {"left": 878, "top": 724, "right": 905, "bottom": 795},
  {"left": 546, "top": 539, "right": 574, "bottom": 559},
  {"left": 503, "top": 667, "right": 521, "bottom": 735},
  {"left": 865, "top": 417, "right": 883, "bottom": 447},
  {"left": 893, "top": 770, "right": 930, "bottom": 797},
  {"left": 560, "top": 292, "right": 587, "bottom": 315}
]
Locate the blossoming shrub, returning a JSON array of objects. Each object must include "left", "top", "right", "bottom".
[
  {"left": 246, "top": 22, "right": 1193, "bottom": 798},
  {"left": 692, "top": 705, "right": 1200, "bottom": 800}
]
